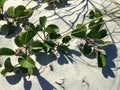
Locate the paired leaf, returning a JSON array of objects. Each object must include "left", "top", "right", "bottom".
[
  {"left": 0, "top": 48, "right": 15, "bottom": 56},
  {"left": 97, "top": 51, "right": 106, "bottom": 68}
]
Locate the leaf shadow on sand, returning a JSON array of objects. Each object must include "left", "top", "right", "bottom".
[
  {"left": 5, "top": 71, "right": 56, "bottom": 90},
  {"left": 102, "top": 44, "right": 117, "bottom": 78}
]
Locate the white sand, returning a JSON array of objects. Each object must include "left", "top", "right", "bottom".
[{"left": 0, "top": 0, "right": 120, "bottom": 90}]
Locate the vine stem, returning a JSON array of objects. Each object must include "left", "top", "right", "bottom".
[{"left": 25, "top": 0, "right": 33, "bottom": 8}]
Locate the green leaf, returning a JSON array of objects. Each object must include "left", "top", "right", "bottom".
[
  {"left": 14, "top": 5, "right": 33, "bottom": 18},
  {"left": 1, "top": 69, "right": 7, "bottom": 76},
  {"left": 76, "top": 24, "right": 87, "bottom": 32},
  {"left": 4, "top": 58, "right": 14, "bottom": 72},
  {"left": 95, "top": 8, "right": 103, "bottom": 18},
  {"left": 0, "top": 24, "right": 9, "bottom": 32},
  {"left": 59, "top": 45, "right": 69, "bottom": 53},
  {"left": 14, "top": 35, "right": 23, "bottom": 47},
  {"left": 7, "top": 6, "right": 15, "bottom": 17},
  {"left": 71, "top": 28, "right": 86, "bottom": 38},
  {"left": 89, "top": 10, "right": 95, "bottom": 19},
  {"left": 43, "top": 40, "right": 56, "bottom": 52},
  {"left": 20, "top": 31, "right": 36, "bottom": 45},
  {"left": 99, "top": 29, "right": 108, "bottom": 39},
  {"left": 45, "top": 24, "right": 59, "bottom": 34},
  {"left": 83, "top": 43, "right": 93, "bottom": 56},
  {"left": 49, "top": 32, "right": 61, "bottom": 39},
  {"left": 0, "top": 48, "right": 15, "bottom": 56},
  {"left": 39, "top": 16, "right": 47, "bottom": 27},
  {"left": 97, "top": 51, "right": 106, "bottom": 68},
  {"left": 0, "top": 0, "right": 6, "bottom": 7},
  {"left": 15, "top": 5, "right": 26, "bottom": 17},
  {"left": 25, "top": 22, "right": 36, "bottom": 31},
  {"left": 19, "top": 67, "right": 28, "bottom": 75},
  {"left": 5, "top": 26, "right": 16, "bottom": 38},
  {"left": 62, "top": 35, "right": 71, "bottom": 43},
  {"left": 87, "top": 30, "right": 100, "bottom": 39},
  {"left": 36, "top": 25, "right": 43, "bottom": 31},
  {"left": 100, "top": 41, "right": 111, "bottom": 47},
  {"left": 30, "top": 41, "right": 43, "bottom": 52},
  {"left": 25, "top": 8, "right": 33, "bottom": 17},
  {"left": 18, "top": 56, "right": 35, "bottom": 69},
  {"left": 28, "top": 68, "right": 33, "bottom": 76}
]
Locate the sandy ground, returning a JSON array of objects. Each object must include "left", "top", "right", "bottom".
[{"left": 0, "top": 0, "right": 120, "bottom": 90}]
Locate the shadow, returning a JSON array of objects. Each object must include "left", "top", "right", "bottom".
[
  {"left": 57, "top": 49, "right": 81, "bottom": 65},
  {"left": 102, "top": 44, "right": 117, "bottom": 78},
  {"left": 35, "top": 68, "right": 56, "bottom": 90},
  {"left": 44, "top": 1, "right": 71, "bottom": 10},
  {"left": 35, "top": 52, "right": 57, "bottom": 66},
  {"left": 78, "top": 45, "right": 96, "bottom": 59},
  {"left": 23, "top": 77, "right": 32, "bottom": 90},
  {"left": 0, "top": 26, "right": 22, "bottom": 38},
  {"left": 5, "top": 74, "right": 22, "bottom": 84}
]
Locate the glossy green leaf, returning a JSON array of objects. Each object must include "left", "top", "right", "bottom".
[
  {"left": 83, "top": 44, "right": 93, "bottom": 56},
  {"left": 30, "top": 41, "right": 43, "bottom": 52},
  {"left": 62, "top": 35, "right": 71, "bottom": 43},
  {"left": 87, "top": 30, "right": 100, "bottom": 39},
  {"left": 18, "top": 56, "right": 35, "bottom": 69},
  {"left": 7, "top": 6, "right": 15, "bottom": 17},
  {"left": 25, "top": 8, "right": 33, "bottom": 17},
  {"left": 45, "top": 24, "right": 59, "bottom": 34},
  {"left": 15, "top": 5, "right": 26, "bottom": 17},
  {"left": 89, "top": 10, "right": 95, "bottom": 19},
  {"left": 14, "top": 35, "right": 23, "bottom": 47},
  {"left": 20, "top": 31, "right": 36, "bottom": 45},
  {"left": 1, "top": 69, "right": 7, "bottom": 76},
  {"left": 60, "top": 45, "right": 69, "bottom": 53},
  {"left": 97, "top": 51, "right": 106, "bottom": 68},
  {"left": 0, "top": 48, "right": 15, "bottom": 56},
  {"left": 39, "top": 16, "right": 47, "bottom": 27},
  {"left": 0, "top": 0, "right": 6, "bottom": 7},
  {"left": 4, "top": 58, "right": 14, "bottom": 72},
  {"left": 71, "top": 28, "right": 86, "bottom": 38},
  {"left": 49, "top": 32, "right": 61, "bottom": 39},
  {"left": 99, "top": 29, "right": 108, "bottom": 39}
]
